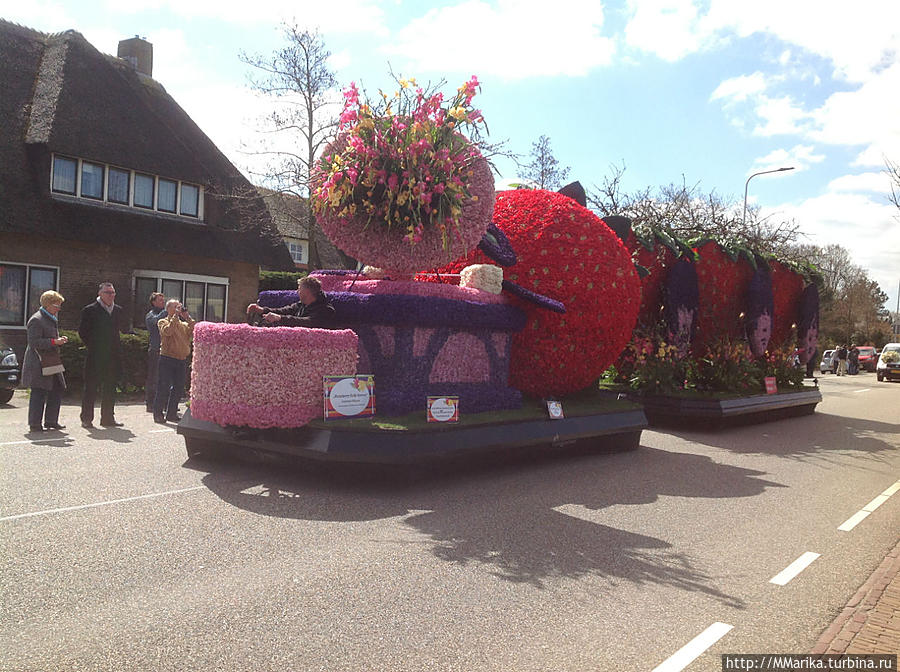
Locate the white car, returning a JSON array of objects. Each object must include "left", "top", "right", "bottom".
[
  {"left": 819, "top": 349, "right": 836, "bottom": 374},
  {"left": 876, "top": 343, "right": 900, "bottom": 382}
]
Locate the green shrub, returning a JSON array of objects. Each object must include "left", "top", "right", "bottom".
[{"left": 259, "top": 270, "right": 308, "bottom": 291}]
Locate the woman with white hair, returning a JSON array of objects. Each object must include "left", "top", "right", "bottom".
[{"left": 21, "top": 290, "right": 69, "bottom": 432}]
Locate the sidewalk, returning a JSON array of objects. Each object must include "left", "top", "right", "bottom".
[{"left": 812, "top": 539, "right": 900, "bottom": 655}]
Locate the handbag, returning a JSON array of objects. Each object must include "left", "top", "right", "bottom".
[{"left": 37, "top": 348, "right": 65, "bottom": 376}]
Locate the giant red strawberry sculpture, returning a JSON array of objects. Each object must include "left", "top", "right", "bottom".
[
  {"left": 436, "top": 189, "right": 641, "bottom": 397},
  {"left": 624, "top": 232, "right": 678, "bottom": 329}
]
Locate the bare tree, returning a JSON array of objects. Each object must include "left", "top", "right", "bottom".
[
  {"left": 522, "top": 135, "right": 570, "bottom": 190},
  {"left": 886, "top": 157, "right": 900, "bottom": 219},
  {"left": 587, "top": 162, "right": 801, "bottom": 256},
  {"left": 240, "top": 24, "right": 341, "bottom": 269}
]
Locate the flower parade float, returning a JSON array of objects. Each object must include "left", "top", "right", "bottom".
[
  {"left": 177, "top": 77, "right": 647, "bottom": 466},
  {"left": 602, "top": 225, "right": 822, "bottom": 429}
]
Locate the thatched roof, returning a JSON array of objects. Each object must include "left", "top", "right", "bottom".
[{"left": 0, "top": 19, "right": 293, "bottom": 269}]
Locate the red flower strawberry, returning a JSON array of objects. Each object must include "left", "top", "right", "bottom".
[
  {"left": 769, "top": 261, "right": 804, "bottom": 348},
  {"left": 434, "top": 190, "right": 641, "bottom": 397},
  {"left": 624, "top": 233, "right": 677, "bottom": 328},
  {"left": 693, "top": 241, "right": 753, "bottom": 352}
]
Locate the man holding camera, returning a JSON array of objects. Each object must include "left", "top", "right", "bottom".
[{"left": 153, "top": 299, "right": 195, "bottom": 424}]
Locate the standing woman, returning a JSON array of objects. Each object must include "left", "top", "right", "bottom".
[{"left": 21, "top": 291, "right": 68, "bottom": 432}]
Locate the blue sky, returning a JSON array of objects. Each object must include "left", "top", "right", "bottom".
[{"left": 6, "top": 0, "right": 899, "bottom": 311}]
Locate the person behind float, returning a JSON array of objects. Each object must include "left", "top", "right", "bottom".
[
  {"left": 246, "top": 275, "right": 335, "bottom": 329},
  {"left": 153, "top": 299, "right": 195, "bottom": 424}
]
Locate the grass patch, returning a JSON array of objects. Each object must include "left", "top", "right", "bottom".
[{"left": 308, "top": 389, "right": 641, "bottom": 433}]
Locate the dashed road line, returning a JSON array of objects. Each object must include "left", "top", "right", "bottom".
[
  {"left": 0, "top": 485, "right": 206, "bottom": 522},
  {"left": 838, "top": 480, "right": 900, "bottom": 531},
  {"left": 770, "top": 552, "right": 820, "bottom": 586},
  {"left": 652, "top": 622, "right": 733, "bottom": 672}
]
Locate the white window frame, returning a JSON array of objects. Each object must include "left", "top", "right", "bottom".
[
  {"left": 49, "top": 153, "right": 204, "bottom": 222},
  {"left": 0, "top": 261, "right": 61, "bottom": 330},
  {"left": 131, "top": 270, "right": 229, "bottom": 324}
]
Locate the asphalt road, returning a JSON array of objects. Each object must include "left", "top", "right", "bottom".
[{"left": 1, "top": 373, "right": 898, "bottom": 671}]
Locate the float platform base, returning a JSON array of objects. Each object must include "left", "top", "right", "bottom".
[
  {"left": 637, "top": 388, "right": 822, "bottom": 430},
  {"left": 176, "top": 404, "right": 647, "bottom": 467}
]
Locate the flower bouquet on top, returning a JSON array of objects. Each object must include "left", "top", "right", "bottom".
[{"left": 312, "top": 76, "right": 496, "bottom": 273}]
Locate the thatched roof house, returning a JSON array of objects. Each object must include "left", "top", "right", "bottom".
[{"left": 0, "top": 20, "right": 293, "bottom": 353}]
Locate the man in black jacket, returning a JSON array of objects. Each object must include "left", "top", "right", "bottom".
[
  {"left": 247, "top": 276, "right": 336, "bottom": 328},
  {"left": 78, "top": 282, "right": 126, "bottom": 428}
]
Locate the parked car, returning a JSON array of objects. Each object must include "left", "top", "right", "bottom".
[
  {"left": 0, "top": 343, "right": 20, "bottom": 405},
  {"left": 819, "top": 349, "right": 836, "bottom": 374},
  {"left": 856, "top": 346, "right": 877, "bottom": 372},
  {"left": 876, "top": 343, "right": 900, "bottom": 382}
]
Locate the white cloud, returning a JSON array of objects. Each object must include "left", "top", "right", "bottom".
[
  {"left": 709, "top": 71, "right": 767, "bottom": 103},
  {"left": 774, "top": 191, "right": 900, "bottom": 306},
  {"left": 752, "top": 145, "right": 824, "bottom": 173},
  {"left": 101, "top": 0, "right": 388, "bottom": 35},
  {"left": 751, "top": 95, "right": 811, "bottom": 137},
  {"left": 624, "top": 0, "right": 709, "bottom": 62},
  {"left": 383, "top": 0, "right": 614, "bottom": 79},
  {"left": 827, "top": 172, "right": 893, "bottom": 195}
]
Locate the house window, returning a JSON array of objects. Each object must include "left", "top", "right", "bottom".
[
  {"left": 80, "top": 161, "right": 105, "bottom": 200},
  {"left": 134, "top": 173, "right": 155, "bottom": 209},
  {"left": 27, "top": 268, "right": 58, "bottom": 318},
  {"left": 206, "top": 284, "right": 226, "bottom": 322},
  {"left": 108, "top": 167, "right": 130, "bottom": 205},
  {"left": 162, "top": 279, "right": 183, "bottom": 302},
  {"left": 286, "top": 238, "right": 308, "bottom": 265},
  {"left": 158, "top": 179, "right": 177, "bottom": 213},
  {"left": 184, "top": 281, "right": 205, "bottom": 317},
  {"left": 180, "top": 183, "right": 199, "bottom": 217},
  {"left": 134, "top": 276, "right": 159, "bottom": 327},
  {"left": 0, "top": 263, "right": 59, "bottom": 328},
  {"left": 132, "top": 272, "right": 228, "bottom": 329},
  {"left": 51, "top": 156, "right": 77, "bottom": 195},
  {"left": 0, "top": 264, "right": 27, "bottom": 326}
]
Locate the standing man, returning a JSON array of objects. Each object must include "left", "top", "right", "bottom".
[
  {"left": 154, "top": 299, "right": 195, "bottom": 424},
  {"left": 835, "top": 344, "right": 849, "bottom": 376},
  {"left": 145, "top": 292, "right": 166, "bottom": 413},
  {"left": 79, "top": 282, "right": 125, "bottom": 428}
]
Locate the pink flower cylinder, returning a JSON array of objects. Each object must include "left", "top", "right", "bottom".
[{"left": 189, "top": 323, "right": 358, "bottom": 429}]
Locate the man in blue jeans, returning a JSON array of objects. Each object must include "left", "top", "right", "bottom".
[{"left": 154, "top": 299, "right": 195, "bottom": 424}]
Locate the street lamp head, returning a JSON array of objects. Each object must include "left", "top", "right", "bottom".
[{"left": 777, "top": 166, "right": 795, "bottom": 172}]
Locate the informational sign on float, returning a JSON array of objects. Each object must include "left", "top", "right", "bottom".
[
  {"left": 324, "top": 375, "right": 376, "bottom": 419},
  {"left": 427, "top": 396, "right": 459, "bottom": 423}
]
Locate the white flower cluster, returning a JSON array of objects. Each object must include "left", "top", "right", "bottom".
[{"left": 460, "top": 264, "right": 503, "bottom": 295}]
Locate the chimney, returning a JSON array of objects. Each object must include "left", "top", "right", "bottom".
[{"left": 117, "top": 35, "right": 153, "bottom": 78}]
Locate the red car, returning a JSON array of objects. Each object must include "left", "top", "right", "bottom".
[{"left": 857, "top": 346, "right": 877, "bottom": 372}]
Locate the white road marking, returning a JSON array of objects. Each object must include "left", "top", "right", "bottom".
[
  {"left": 838, "top": 480, "right": 900, "bottom": 531},
  {"left": 0, "top": 486, "right": 206, "bottom": 522},
  {"left": 652, "top": 622, "right": 733, "bottom": 672},
  {"left": 149, "top": 428, "right": 175, "bottom": 433},
  {"left": 769, "top": 552, "right": 820, "bottom": 586},
  {"left": 852, "top": 388, "right": 871, "bottom": 393},
  {"left": 0, "top": 437, "right": 70, "bottom": 447}
]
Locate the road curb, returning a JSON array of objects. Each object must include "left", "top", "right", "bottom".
[{"left": 811, "top": 539, "right": 900, "bottom": 655}]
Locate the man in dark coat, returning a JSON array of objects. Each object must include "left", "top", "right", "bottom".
[
  {"left": 247, "top": 276, "right": 336, "bottom": 328},
  {"left": 78, "top": 282, "right": 126, "bottom": 428}
]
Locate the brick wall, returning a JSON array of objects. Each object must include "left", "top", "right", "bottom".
[{"left": 1, "top": 231, "right": 259, "bottom": 356}]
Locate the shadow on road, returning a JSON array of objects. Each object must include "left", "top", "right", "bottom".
[
  {"left": 664, "top": 412, "right": 899, "bottom": 464},
  {"left": 196, "top": 445, "right": 781, "bottom": 606}
]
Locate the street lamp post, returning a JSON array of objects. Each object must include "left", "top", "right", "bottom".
[{"left": 743, "top": 166, "right": 795, "bottom": 226}]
